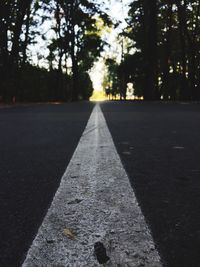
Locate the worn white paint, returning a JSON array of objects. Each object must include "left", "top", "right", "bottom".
[{"left": 23, "top": 104, "right": 162, "bottom": 267}]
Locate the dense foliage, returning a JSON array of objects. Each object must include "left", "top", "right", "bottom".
[
  {"left": 1, "top": 0, "right": 200, "bottom": 102},
  {"left": 107, "top": 0, "right": 200, "bottom": 101},
  {"left": 0, "top": 0, "right": 110, "bottom": 102}
]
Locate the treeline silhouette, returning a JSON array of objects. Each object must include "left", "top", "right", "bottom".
[
  {"left": 0, "top": 0, "right": 110, "bottom": 103},
  {"left": 105, "top": 0, "right": 200, "bottom": 101},
  {"left": 1, "top": 1, "right": 199, "bottom": 103}
]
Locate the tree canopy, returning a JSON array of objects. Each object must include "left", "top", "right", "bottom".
[
  {"left": 105, "top": 0, "right": 200, "bottom": 101},
  {"left": 0, "top": 0, "right": 111, "bottom": 102}
]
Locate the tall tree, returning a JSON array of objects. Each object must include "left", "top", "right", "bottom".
[
  {"left": 143, "top": 0, "right": 158, "bottom": 100},
  {"left": 122, "top": 0, "right": 200, "bottom": 100},
  {"left": 59, "top": 0, "right": 110, "bottom": 100}
]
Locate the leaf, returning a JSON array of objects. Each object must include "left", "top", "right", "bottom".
[{"left": 63, "top": 228, "right": 76, "bottom": 240}]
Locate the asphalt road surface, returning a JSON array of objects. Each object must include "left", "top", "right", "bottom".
[
  {"left": 0, "top": 103, "right": 94, "bottom": 267},
  {"left": 0, "top": 101, "right": 200, "bottom": 267},
  {"left": 101, "top": 101, "right": 200, "bottom": 267}
]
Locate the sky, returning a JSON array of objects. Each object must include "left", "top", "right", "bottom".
[{"left": 106, "top": 0, "right": 131, "bottom": 26}]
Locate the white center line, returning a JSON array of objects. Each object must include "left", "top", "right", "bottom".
[{"left": 23, "top": 104, "right": 162, "bottom": 267}]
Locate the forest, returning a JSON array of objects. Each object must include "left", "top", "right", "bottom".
[
  {"left": 0, "top": 0, "right": 111, "bottom": 102},
  {"left": 0, "top": 0, "right": 200, "bottom": 103},
  {"left": 107, "top": 0, "right": 200, "bottom": 101}
]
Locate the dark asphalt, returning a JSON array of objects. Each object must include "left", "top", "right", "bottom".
[
  {"left": 1, "top": 101, "right": 200, "bottom": 267},
  {"left": 0, "top": 102, "right": 94, "bottom": 267},
  {"left": 101, "top": 101, "right": 200, "bottom": 267}
]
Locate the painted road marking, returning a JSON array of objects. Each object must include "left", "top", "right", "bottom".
[{"left": 23, "top": 104, "right": 162, "bottom": 267}]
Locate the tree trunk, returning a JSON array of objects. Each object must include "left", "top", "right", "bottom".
[
  {"left": 162, "top": 3, "right": 173, "bottom": 100},
  {"left": 143, "top": 0, "right": 158, "bottom": 100},
  {"left": 0, "top": 1, "right": 10, "bottom": 101},
  {"left": 70, "top": 0, "right": 79, "bottom": 101},
  {"left": 176, "top": 0, "right": 188, "bottom": 100},
  {"left": 62, "top": 0, "right": 79, "bottom": 101},
  {"left": 56, "top": 1, "right": 64, "bottom": 101},
  {"left": 10, "top": 0, "right": 32, "bottom": 67},
  {"left": 9, "top": 0, "right": 32, "bottom": 101},
  {"left": 22, "top": 4, "right": 31, "bottom": 66},
  {"left": 185, "top": 2, "right": 200, "bottom": 100}
]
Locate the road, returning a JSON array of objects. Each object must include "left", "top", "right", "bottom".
[
  {"left": 0, "top": 103, "right": 94, "bottom": 267},
  {"left": 0, "top": 101, "right": 200, "bottom": 267},
  {"left": 101, "top": 101, "right": 200, "bottom": 267}
]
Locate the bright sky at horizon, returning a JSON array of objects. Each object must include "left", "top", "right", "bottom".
[{"left": 90, "top": 0, "right": 132, "bottom": 91}]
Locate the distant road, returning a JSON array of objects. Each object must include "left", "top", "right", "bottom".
[{"left": 0, "top": 101, "right": 200, "bottom": 267}]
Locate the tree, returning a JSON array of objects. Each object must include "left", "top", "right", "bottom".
[
  {"left": 123, "top": 0, "right": 200, "bottom": 100},
  {"left": 104, "top": 58, "right": 120, "bottom": 99},
  {"left": 59, "top": 0, "right": 110, "bottom": 100},
  {"left": 143, "top": 0, "right": 158, "bottom": 100},
  {"left": 0, "top": 0, "right": 111, "bottom": 103}
]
